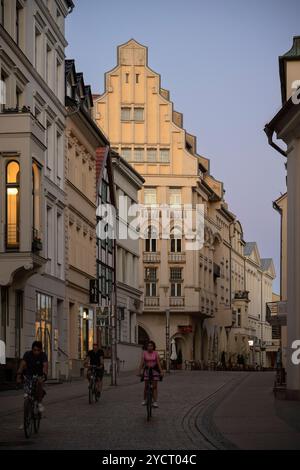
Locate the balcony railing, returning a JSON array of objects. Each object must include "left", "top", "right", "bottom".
[
  {"left": 0, "top": 105, "right": 31, "bottom": 114},
  {"left": 143, "top": 252, "right": 160, "bottom": 263},
  {"left": 234, "top": 290, "right": 250, "bottom": 301},
  {"left": 6, "top": 224, "right": 20, "bottom": 249},
  {"left": 169, "top": 297, "right": 185, "bottom": 307},
  {"left": 144, "top": 297, "right": 160, "bottom": 307},
  {"left": 168, "top": 252, "right": 186, "bottom": 263}
]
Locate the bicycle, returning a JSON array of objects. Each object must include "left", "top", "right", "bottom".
[
  {"left": 22, "top": 375, "right": 42, "bottom": 439},
  {"left": 144, "top": 367, "right": 163, "bottom": 421},
  {"left": 88, "top": 365, "right": 101, "bottom": 404}
]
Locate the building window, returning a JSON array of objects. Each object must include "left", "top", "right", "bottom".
[
  {"left": 56, "top": 59, "right": 62, "bottom": 100},
  {"left": 36, "top": 293, "right": 52, "bottom": 366},
  {"left": 57, "top": 212, "right": 63, "bottom": 277},
  {"left": 170, "top": 236, "right": 181, "bottom": 253},
  {"left": 46, "top": 44, "right": 52, "bottom": 87},
  {"left": 1, "top": 0, "right": 5, "bottom": 27},
  {"left": 46, "top": 120, "right": 53, "bottom": 172},
  {"left": 169, "top": 188, "right": 181, "bottom": 207},
  {"left": 125, "top": 73, "right": 129, "bottom": 84},
  {"left": 121, "top": 148, "right": 131, "bottom": 161},
  {"left": 144, "top": 188, "right": 157, "bottom": 205},
  {"left": 101, "top": 180, "right": 108, "bottom": 203},
  {"left": 147, "top": 148, "right": 157, "bottom": 163},
  {"left": 170, "top": 268, "right": 182, "bottom": 297},
  {"left": 134, "top": 107, "right": 144, "bottom": 121},
  {"left": 134, "top": 148, "right": 144, "bottom": 162},
  {"left": 47, "top": 206, "right": 52, "bottom": 263},
  {"left": 34, "top": 28, "right": 42, "bottom": 74},
  {"left": 56, "top": 131, "right": 63, "bottom": 183},
  {"left": 159, "top": 148, "right": 170, "bottom": 163},
  {"left": 66, "top": 79, "right": 73, "bottom": 99},
  {"left": 145, "top": 226, "right": 157, "bottom": 252},
  {"left": 145, "top": 268, "right": 157, "bottom": 297},
  {"left": 16, "top": 1, "right": 22, "bottom": 46},
  {"left": 1, "top": 70, "right": 8, "bottom": 108},
  {"left": 135, "top": 74, "right": 139, "bottom": 84},
  {"left": 6, "top": 161, "right": 20, "bottom": 250},
  {"left": 121, "top": 107, "right": 131, "bottom": 121},
  {"left": 100, "top": 265, "right": 106, "bottom": 296},
  {"left": 107, "top": 268, "right": 113, "bottom": 297},
  {"left": 32, "top": 162, "right": 41, "bottom": 239},
  {"left": 170, "top": 267, "right": 182, "bottom": 281}
]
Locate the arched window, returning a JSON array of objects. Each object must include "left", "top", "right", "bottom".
[
  {"left": 170, "top": 225, "right": 182, "bottom": 253},
  {"left": 32, "top": 162, "right": 41, "bottom": 239},
  {"left": 6, "top": 161, "right": 20, "bottom": 249}
]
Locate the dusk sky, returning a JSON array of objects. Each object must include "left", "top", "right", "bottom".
[{"left": 66, "top": 0, "right": 300, "bottom": 292}]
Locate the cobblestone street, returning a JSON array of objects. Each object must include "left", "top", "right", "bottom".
[{"left": 1, "top": 371, "right": 300, "bottom": 450}]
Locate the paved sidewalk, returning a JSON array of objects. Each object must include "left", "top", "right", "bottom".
[
  {"left": 0, "top": 371, "right": 138, "bottom": 418},
  {"left": 211, "top": 372, "right": 300, "bottom": 449}
]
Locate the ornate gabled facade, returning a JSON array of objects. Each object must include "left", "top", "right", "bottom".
[{"left": 93, "top": 39, "right": 275, "bottom": 368}]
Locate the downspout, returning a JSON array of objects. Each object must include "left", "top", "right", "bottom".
[
  {"left": 229, "top": 222, "right": 234, "bottom": 309},
  {"left": 273, "top": 201, "right": 283, "bottom": 300},
  {"left": 261, "top": 270, "right": 263, "bottom": 368}
]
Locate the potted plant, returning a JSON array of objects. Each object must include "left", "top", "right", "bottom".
[
  {"left": 32, "top": 236, "right": 43, "bottom": 252},
  {"left": 176, "top": 349, "right": 183, "bottom": 370}
]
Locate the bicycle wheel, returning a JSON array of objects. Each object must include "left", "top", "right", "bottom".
[
  {"left": 33, "top": 401, "right": 41, "bottom": 434},
  {"left": 88, "top": 382, "right": 93, "bottom": 404},
  {"left": 146, "top": 385, "right": 152, "bottom": 421},
  {"left": 24, "top": 399, "right": 33, "bottom": 439},
  {"left": 94, "top": 382, "right": 100, "bottom": 402}
]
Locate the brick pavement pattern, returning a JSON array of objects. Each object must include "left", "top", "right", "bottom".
[{"left": 0, "top": 371, "right": 300, "bottom": 450}]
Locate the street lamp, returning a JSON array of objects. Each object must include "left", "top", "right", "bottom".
[{"left": 248, "top": 339, "right": 254, "bottom": 366}]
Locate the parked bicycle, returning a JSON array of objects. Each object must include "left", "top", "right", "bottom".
[
  {"left": 23, "top": 375, "right": 42, "bottom": 438},
  {"left": 88, "top": 365, "right": 101, "bottom": 404}
]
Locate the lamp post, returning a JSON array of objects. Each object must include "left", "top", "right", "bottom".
[
  {"left": 248, "top": 339, "right": 254, "bottom": 367},
  {"left": 166, "top": 309, "right": 170, "bottom": 373}
]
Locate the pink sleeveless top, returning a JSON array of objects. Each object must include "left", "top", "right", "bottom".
[{"left": 143, "top": 350, "right": 158, "bottom": 368}]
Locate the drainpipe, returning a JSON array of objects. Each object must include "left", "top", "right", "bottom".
[
  {"left": 261, "top": 271, "right": 263, "bottom": 368},
  {"left": 229, "top": 222, "right": 234, "bottom": 309}
]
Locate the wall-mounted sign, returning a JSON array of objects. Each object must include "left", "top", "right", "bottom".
[
  {"left": 178, "top": 325, "right": 192, "bottom": 334},
  {"left": 89, "top": 279, "right": 99, "bottom": 304}
]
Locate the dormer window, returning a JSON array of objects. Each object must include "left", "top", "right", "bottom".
[{"left": 66, "top": 80, "right": 73, "bottom": 99}]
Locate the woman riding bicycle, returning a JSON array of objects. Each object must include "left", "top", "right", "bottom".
[{"left": 139, "top": 340, "right": 163, "bottom": 408}]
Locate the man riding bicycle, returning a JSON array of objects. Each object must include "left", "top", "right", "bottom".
[
  {"left": 16, "top": 341, "right": 48, "bottom": 413},
  {"left": 84, "top": 343, "right": 104, "bottom": 397}
]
